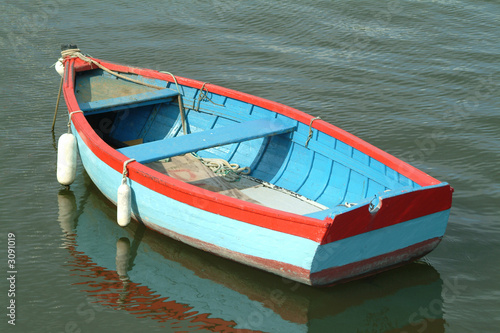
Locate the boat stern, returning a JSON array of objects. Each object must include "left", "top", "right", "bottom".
[{"left": 308, "top": 183, "right": 453, "bottom": 286}]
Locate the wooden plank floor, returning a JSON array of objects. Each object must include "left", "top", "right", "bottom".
[
  {"left": 146, "top": 154, "right": 262, "bottom": 205},
  {"left": 146, "top": 154, "right": 327, "bottom": 215}
]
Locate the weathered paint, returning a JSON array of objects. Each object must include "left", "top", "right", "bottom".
[
  {"left": 311, "top": 210, "right": 450, "bottom": 274},
  {"left": 310, "top": 237, "right": 442, "bottom": 286}
]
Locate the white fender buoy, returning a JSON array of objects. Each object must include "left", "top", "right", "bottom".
[
  {"left": 55, "top": 58, "right": 64, "bottom": 77},
  {"left": 57, "top": 133, "right": 77, "bottom": 186},
  {"left": 117, "top": 178, "right": 132, "bottom": 227}
]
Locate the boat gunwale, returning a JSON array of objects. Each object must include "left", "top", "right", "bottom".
[
  {"left": 62, "top": 56, "right": 448, "bottom": 243},
  {"left": 92, "top": 58, "right": 442, "bottom": 188}
]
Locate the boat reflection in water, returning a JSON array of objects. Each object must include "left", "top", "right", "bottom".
[{"left": 57, "top": 181, "right": 446, "bottom": 333}]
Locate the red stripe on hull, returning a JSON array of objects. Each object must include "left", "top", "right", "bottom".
[
  {"left": 322, "top": 185, "right": 453, "bottom": 244},
  {"left": 311, "top": 237, "right": 442, "bottom": 286}
]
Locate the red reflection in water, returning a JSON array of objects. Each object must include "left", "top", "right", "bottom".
[{"left": 63, "top": 234, "right": 259, "bottom": 333}]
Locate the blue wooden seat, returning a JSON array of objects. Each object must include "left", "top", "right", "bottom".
[
  {"left": 118, "top": 118, "right": 297, "bottom": 164},
  {"left": 79, "top": 88, "right": 179, "bottom": 115}
]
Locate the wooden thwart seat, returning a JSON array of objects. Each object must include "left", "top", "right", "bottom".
[
  {"left": 79, "top": 88, "right": 179, "bottom": 115},
  {"left": 118, "top": 118, "right": 296, "bottom": 164}
]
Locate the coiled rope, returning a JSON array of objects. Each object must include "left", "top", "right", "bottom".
[{"left": 192, "top": 153, "right": 250, "bottom": 182}]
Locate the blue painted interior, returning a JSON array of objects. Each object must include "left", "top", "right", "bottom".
[
  {"left": 75, "top": 69, "right": 421, "bottom": 214},
  {"left": 117, "top": 119, "right": 296, "bottom": 164},
  {"left": 79, "top": 89, "right": 179, "bottom": 114}
]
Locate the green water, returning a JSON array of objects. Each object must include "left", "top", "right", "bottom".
[{"left": 1, "top": 0, "right": 499, "bottom": 332}]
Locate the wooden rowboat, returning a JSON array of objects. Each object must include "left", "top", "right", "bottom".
[{"left": 55, "top": 47, "right": 453, "bottom": 286}]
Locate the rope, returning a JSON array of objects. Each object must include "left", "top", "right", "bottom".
[
  {"left": 305, "top": 116, "right": 321, "bottom": 148},
  {"left": 159, "top": 71, "right": 182, "bottom": 94},
  {"left": 192, "top": 154, "right": 250, "bottom": 182},
  {"left": 160, "top": 71, "right": 188, "bottom": 135},
  {"left": 67, "top": 110, "right": 83, "bottom": 133},
  {"left": 122, "top": 159, "right": 136, "bottom": 183},
  {"left": 51, "top": 74, "right": 64, "bottom": 132},
  {"left": 193, "top": 82, "right": 224, "bottom": 112},
  {"left": 61, "top": 49, "right": 164, "bottom": 90}
]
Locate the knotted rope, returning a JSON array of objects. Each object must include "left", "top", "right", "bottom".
[
  {"left": 305, "top": 116, "right": 321, "bottom": 148},
  {"left": 121, "top": 159, "right": 136, "bottom": 185},
  {"left": 122, "top": 159, "right": 136, "bottom": 179},
  {"left": 67, "top": 110, "right": 83, "bottom": 133},
  {"left": 193, "top": 82, "right": 224, "bottom": 112}
]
